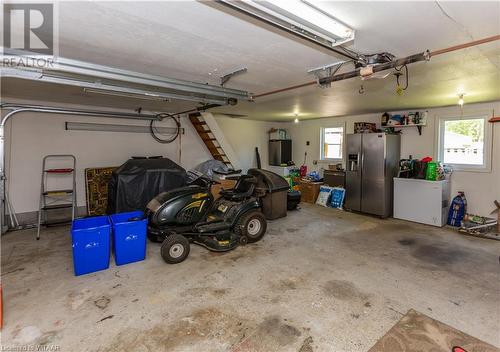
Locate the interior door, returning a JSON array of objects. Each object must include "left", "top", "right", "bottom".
[
  {"left": 344, "top": 134, "right": 362, "bottom": 211},
  {"left": 361, "top": 133, "right": 386, "bottom": 215}
]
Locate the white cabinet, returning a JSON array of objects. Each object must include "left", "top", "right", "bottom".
[{"left": 393, "top": 178, "right": 450, "bottom": 227}]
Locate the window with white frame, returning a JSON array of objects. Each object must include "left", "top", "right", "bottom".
[
  {"left": 437, "top": 115, "right": 492, "bottom": 171},
  {"left": 320, "top": 126, "right": 344, "bottom": 160}
]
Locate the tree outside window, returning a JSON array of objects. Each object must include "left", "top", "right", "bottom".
[
  {"left": 443, "top": 118, "right": 484, "bottom": 165},
  {"left": 438, "top": 115, "right": 492, "bottom": 172}
]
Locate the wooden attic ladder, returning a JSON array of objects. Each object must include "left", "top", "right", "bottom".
[{"left": 189, "top": 112, "right": 236, "bottom": 170}]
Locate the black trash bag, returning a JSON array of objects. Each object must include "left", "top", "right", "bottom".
[{"left": 107, "top": 158, "right": 187, "bottom": 214}]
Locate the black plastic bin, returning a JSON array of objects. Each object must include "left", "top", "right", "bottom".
[
  {"left": 287, "top": 190, "right": 301, "bottom": 210},
  {"left": 261, "top": 190, "right": 288, "bottom": 219},
  {"left": 248, "top": 168, "right": 290, "bottom": 220}
]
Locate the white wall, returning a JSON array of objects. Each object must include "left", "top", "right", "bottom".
[
  {"left": 4, "top": 104, "right": 211, "bottom": 214},
  {"left": 4, "top": 104, "right": 288, "bottom": 216},
  {"left": 213, "top": 114, "right": 289, "bottom": 172},
  {"left": 289, "top": 101, "right": 500, "bottom": 217},
  {"left": 6, "top": 99, "right": 498, "bottom": 218}
]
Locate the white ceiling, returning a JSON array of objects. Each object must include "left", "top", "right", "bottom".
[{"left": 2, "top": 1, "right": 499, "bottom": 121}]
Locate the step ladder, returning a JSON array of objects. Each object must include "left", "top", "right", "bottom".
[
  {"left": 37, "top": 155, "right": 77, "bottom": 240},
  {"left": 189, "top": 112, "right": 235, "bottom": 169}
]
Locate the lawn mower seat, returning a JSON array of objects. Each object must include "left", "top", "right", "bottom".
[{"left": 220, "top": 175, "right": 257, "bottom": 200}]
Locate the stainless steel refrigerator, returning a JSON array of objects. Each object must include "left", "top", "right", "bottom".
[
  {"left": 269, "top": 140, "right": 292, "bottom": 166},
  {"left": 345, "top": 133, "right": 400, "bottom": 218}
]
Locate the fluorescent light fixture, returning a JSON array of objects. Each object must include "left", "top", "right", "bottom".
[
  {"left": 84, "top": 88, "right": 171, "bottom": 102},
  {"left": 65, "top": 122, "right": 185, "bottom": 134},
  {"left": 262, "top": 0, "right": 353, "bottom": 41},
  {"left": 221, "top": 0, "right": 354, "bottom": 47}
]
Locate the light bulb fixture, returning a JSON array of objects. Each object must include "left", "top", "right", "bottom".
[
  {"left": 294, "top": 118, "right": 299, "bottom": 123},
  {"left": 458, "top": 93, "right": 465, "bottom": 107}
]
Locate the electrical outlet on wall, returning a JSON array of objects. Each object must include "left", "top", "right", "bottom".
[
  {"left": 313, "top": 160, "right": 318, "bottom": 165},
  {"left": 306, "top": 141, "right": 310, "bottom": 146}
]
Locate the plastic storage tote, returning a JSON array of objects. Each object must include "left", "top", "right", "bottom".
[
  {"left": 71, "top": 216, "right": 111, "bottom": 276},
  {"left": 110, "top": 211, "right": 147, "bottom": 265}
]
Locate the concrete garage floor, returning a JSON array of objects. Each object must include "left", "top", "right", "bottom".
[{"left": 2, "top": 204, "right": 499, "bottom": 351}]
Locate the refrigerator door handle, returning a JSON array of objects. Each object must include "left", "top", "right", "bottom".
[
  {"left": 383, "top": 140, "right": 387, "bottom": 178},
  {"left": 360, "top": 152, "right": 364, "bottom": 175}
]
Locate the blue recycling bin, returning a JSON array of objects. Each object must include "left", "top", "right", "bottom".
[
  {"left": 71, "top": 216, "right": 111, "bottom": 276},
  {"left": 110, "top": 211, "right": 147, "bottom": 265}
]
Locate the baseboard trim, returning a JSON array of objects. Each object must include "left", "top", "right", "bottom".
[{"left": 6, "top": 206, "right": 88, "bottom": 227}]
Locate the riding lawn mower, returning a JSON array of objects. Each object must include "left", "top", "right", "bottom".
[{"left": 146, "top": 168, "right": 292, "bottom": 263}]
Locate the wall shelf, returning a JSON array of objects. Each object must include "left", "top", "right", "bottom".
[{"left": 382, "top": 124, "right": 426, "bottom": 135}]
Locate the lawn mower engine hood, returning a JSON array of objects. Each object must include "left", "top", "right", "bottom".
[{"left": 146, "top": 186, "right": 211, "bottom": 227}]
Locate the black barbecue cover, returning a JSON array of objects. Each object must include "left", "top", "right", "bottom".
[{"left": 107, "top": 158, "right": 187, "bottom": 214}]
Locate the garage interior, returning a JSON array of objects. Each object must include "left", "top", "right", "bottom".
[{"left": 1, "top": 1, "right": 499, "bottom": 351}]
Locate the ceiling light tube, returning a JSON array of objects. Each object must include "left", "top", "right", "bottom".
[
  {"left": 219, "top": 0, "right": 354, "bottom": 48},
  {"left": 259, "top": 0, "right": 354, "bottom": 42},
  {"left": 66, "top": 122, "right": 185, "bottom": 134}
]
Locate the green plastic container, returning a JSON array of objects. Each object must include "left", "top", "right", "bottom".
[{"left": 425, "top": 161, "right": 437, "bottom": 181}]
